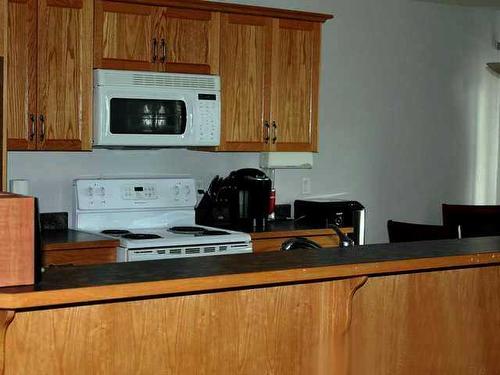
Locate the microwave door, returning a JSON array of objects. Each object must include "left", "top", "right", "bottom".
[
  {"left": 109, "top": 98, "right": 188, "bottom": 136},
  {"left": 94, "top": 87, "right": 196, "bottom": 147}
]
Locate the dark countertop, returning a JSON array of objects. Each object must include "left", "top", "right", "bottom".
[
  {"left": 42, "top": 229, "right": 120, "bottom": 251},
  {"left": 1, "top": 236, "right": 500, "bottom": 310},
  {"left": 226, "top": 219, "right": 352, "bottom": 238}
]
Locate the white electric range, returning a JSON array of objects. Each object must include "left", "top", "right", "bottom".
[{"left": 73, "top": 177, "right": 252, "bottom": 262}]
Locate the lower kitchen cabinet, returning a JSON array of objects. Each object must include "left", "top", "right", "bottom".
[
  {"left": 42, "top": 247, "right": 117, "bottom": 267},
  {"left": 251, "top": 228, "right": 353, "bottom": 253},
  {"left": 42, "top": 229, "right": 119, "bottom": 266}
]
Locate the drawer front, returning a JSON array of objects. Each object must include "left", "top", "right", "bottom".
[{"left": 43, "top": 247, "right": 116, "bottom": 266}]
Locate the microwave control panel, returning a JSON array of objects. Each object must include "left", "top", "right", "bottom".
[
  {"left": 197, "top": 93, "right": 220, "bottom": 143},
  {"left": 75, "top": 178, "right": 196, "bottom": 210}
]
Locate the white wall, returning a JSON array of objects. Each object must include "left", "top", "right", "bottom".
[{"left": 8, "top": 0, "right": 499, "bottom": 243}]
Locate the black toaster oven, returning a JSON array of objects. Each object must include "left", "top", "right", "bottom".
[{"left": 294, "top": 199, "right": 365, "bottom": 245}]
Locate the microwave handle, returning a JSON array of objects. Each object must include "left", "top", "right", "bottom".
[{"left": 151, "top": 38, "right": 158, "bottom": 62}]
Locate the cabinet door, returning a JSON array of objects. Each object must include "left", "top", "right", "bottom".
[
  {"left": 0, "top": 0, "right": 5, "bottom": 56},
  {"left": 218, "top": 14, "right": 271, "bottom": 151},
  {"left": 270, "top": 19, "right": 320, "bottom": 152},
  {"left": 162, "top": 8, "right": 219, "bottom": 74},
  {"left": 6, "top": 0, "right": 37, "bottom": 150},
  {"left": 95, "top": 0, "right": 157, "bottom": 71},
  {"left": 37, "top": 0, "right": 93, "bottom": 150}
]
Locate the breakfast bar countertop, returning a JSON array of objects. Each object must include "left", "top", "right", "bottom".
[{"left": 1, "top": 236, "right": 500, "bottom": 309}]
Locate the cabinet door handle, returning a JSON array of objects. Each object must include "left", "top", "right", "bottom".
[
  {"left": 272, "top": 121, "right": 277, "bottom": 144},
  {"left": 151, "top": 38, "right": 158, "bottom": 62},
  {"left": 39, "top": 114, "right": 45, "bottom": 141},
  {"left": 160, "top": 39, "right": 166, "bottom": 63},
  {"left": 29, "top": 113, "right": 36, "bottom": 141},
  {"left": 264, "top": 121, "right": 270, "bottom": 143}
]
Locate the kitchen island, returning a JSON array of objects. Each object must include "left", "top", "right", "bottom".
[{"left": 0, "top": 238, "right": 499, "bottom": 374}]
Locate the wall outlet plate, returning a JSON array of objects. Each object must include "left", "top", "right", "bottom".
[{"left": 302, "top": 178, "right": 311, "bottom": 194}]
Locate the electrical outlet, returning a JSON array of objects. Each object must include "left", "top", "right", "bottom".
[{"left": 302, "top": 177, "right": 311, "bottom": 194}]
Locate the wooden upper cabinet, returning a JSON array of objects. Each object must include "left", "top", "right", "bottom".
[
  {"left": 6, "top": 0, "right": 37, "bottom": 150},
  {"left": 94, "top": 1, "right": 219, "bottom": 74},
  {"left": 95, "top": 1, "right": 157, "bottom": 71},
  {"left": 7, "top": 0, "right": 93, "bottom": 151},
  {"left": 218, "top": 14, "right": 271, "bottom": 151},
  {"left": 269, "top": 19, "right": 320, "bottom": 152},
  {"left": 218, "top": 16, "right": 321, "bottom": 152},
  {"left": 37, "top": 0, "right": 93, "bottom": 150},
  {"left": 162, "top": 8, "right": 219, "bottom": 74},
  {"left": 0, "top": 0, "right": 5, "bottom": 56}
]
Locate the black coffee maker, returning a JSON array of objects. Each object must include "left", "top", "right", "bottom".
[{"left": 196, "top": 168, "right": 272, "bottom": 231}]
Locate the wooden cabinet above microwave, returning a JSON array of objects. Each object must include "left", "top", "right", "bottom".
[
  {"left": 93, "top": 0, "right": 332, "bottom": 153},
  {"left": 94, "top": 0, "right": 220, "bottom": 75}
]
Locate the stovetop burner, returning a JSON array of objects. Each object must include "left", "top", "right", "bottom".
[
  {"left": 169, "top": 226, "right": 207, "bottom": 234},
  {"left": 121, "top": 233, "right": 163, "bottom": 240},
  {"left": 101, "top": 229, "right": 132, "bottom": 236},
  {"left": 169, "top": 226, "right": 230, "bottom": 236},
  {"left": 195, "top": 230, "right": 230, "bottom": 236}
]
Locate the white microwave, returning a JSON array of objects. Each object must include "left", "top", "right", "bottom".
[{"left": 93, "top": 69, "right": 220, "bottom": 147}]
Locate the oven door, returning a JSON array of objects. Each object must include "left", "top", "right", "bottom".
[{"left": 94, "top": 86, "right": 196, "bottom": 147}]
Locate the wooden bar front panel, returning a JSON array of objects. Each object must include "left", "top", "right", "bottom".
[
  {"left": 5, "top": 278, "right": 365, "bottom": 374},
  {"left": 349, "top": 266, "right": 500, "bottom": 375}
]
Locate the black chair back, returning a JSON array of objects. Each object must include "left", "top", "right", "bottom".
[
  {"left": 442, "top": 204, "right": 500, "bottom": 238},
  {"left": 387, "top": 220, "right": 457, "bottom": 243}
]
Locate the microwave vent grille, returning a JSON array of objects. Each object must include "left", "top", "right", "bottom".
[
  {"left": 131, "top": 74, "right": 217, "bottom": 90},
  {"left": 94, "top": 70, "right": 219, "bottom": 90}
]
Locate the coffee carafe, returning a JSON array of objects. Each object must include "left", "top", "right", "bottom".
[{"left": 229, "top": 168, "right": 272, "bottom": 230}]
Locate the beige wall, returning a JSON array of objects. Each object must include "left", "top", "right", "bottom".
[{"left": 8, "top": 0, "right": 500, "bottom": 243}]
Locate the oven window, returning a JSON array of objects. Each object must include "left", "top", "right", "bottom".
[{"left": 110, "top": 99, "right": 187, "bottom": 135}]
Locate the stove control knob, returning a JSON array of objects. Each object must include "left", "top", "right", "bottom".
[
  {"left": 98, "top": 187, "right": 106, "bottom": 197},
  {"left": 173, "top": 185, "right": 181, "bottom": 196},
  {"left": 87, "top": 187, "right": 94, "bottom": 197},
  {"left": 184, "top": 185, "right": 191, "bottom": 196}
]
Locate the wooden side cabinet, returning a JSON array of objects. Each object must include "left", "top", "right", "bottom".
[
  {"left": 218, "top": 16, "right": 321, "bottom": 152},
  {"left": 7, "top": 0, "right": 93, "bottom": 151},
  {"left": 95, "top": 0, "right": 219, "bottom": 74},
  {"left": 42, "top": 247, "right": 117, "bottom": 267},
  {"left": 251, "top": 228, "right": 352, "bottom": 253}
]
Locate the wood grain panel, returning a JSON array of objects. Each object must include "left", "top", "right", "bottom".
[
  {"left": 0, "top": 194, "right": 34, "bottom": 287},
  {"left": 0, "top": 310, "right": 14, "bottom": 375},
  {"left": 37, "top": 0, "right": 92, "bottom": 150},
  {"left": 1, "top": 0, "right": 6, "bottom": 188},
  {"left": 5, "top": 278, "right": 365, "bottom": 374},
  {"left": 43, "top": 247, "right": 117, "bottom": 266},
  {"left": 163, "top": 8, "right": 218, "bottom": 74},
  {"left": 90, "top": 0, "right": 333, "bottom": 23},
  {"left": 270, "top": 19, "right": 320, "bottom": 152},
  {"left": 6, "top": 0, "right": 37, "bottom": 150},
  {"left": 250, "top": 227, "right": 353, "bottom": 240},
  {"left": 218, "top": 13, "right": 271, "bottom": 151},
  {"left": 253, "top": 234, "right": 340, "bottom": 252},
  {"left": 350, "top": 266, "right": 500, "bottom": 375},
  {"left": 97, "top": 1, "right": 156, "bottom": 70},
  {"left": 0, "top": 0, "right": 5, "bottom": 55}
]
